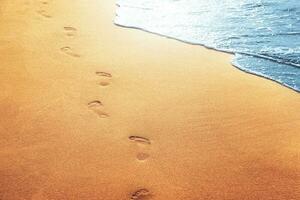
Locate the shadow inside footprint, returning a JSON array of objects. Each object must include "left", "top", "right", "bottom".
[
  {"left": 88, "top": 100, "right": 103, "bottom": 107},
  {"left": 129, "top": 136, "right": 151, "bottom": 145},
  {"left": 130, "top": 189, "right": 151, "bottom": 200},
  {"left": 136, "top": 153, "right": 150, "bottom": 161},
  {"left": 88, "top": 101, "right": 109, "bottom": 118},
  {"left": 96, "top": 71, "right": 112, "bottom": 77},
  {"left": 40, "top": 0, "right": 49, "bottom": 5},
  {"left": 64, "top": 26, "right": 77, "bottom": 37},
  {"left": 60, "top": 46, "right": 80, "bottom": 58},
  {"left": 99, "top": 82, "right": 110, "bottom": 86}
]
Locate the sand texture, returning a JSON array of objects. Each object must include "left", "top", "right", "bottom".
[{"left": 0, "top": 0, "right": 299, "bottom": 199}]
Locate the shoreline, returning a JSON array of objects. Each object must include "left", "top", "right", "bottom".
[
  {"left": 114, "top": 22, "right": 300, "bottom": 94},
  {"left": 0, "top": 0, "right": 299, "bottom": 199}
]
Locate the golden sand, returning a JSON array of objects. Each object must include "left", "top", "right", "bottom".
[{"left": 0, "top": 0, "right": 299, "bottom": 199}]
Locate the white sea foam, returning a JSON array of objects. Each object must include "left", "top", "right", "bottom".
[{"left": 116, "top": 0, "right": 300, "bottom": 92}]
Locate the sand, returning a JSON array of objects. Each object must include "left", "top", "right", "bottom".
[{"left": 0, "top": 0, "right": 299, "bottom": 199}]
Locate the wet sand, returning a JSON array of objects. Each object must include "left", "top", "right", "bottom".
[{"left": 0, "top": 0, "right": 299, "bottom": 199}]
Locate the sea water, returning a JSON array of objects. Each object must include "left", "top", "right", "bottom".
[{"left": 115, "top": 0, "right": 300, "bottom": 92}]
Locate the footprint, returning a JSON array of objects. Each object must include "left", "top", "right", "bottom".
[
  {"left": 130, "top": 189, "right": 151, "bottom": 200},
  {"left": 129, "top": 136, "right": 151, "bottom": 161},
  {"left": 37, "top": 9, "right": 51, "bottom": 18},
  {"left": 60, "top": 46, "right": 80, "bottom": 58},
  {"left": 136, "top": 153, "right": 150, "bottom": 161},
  {"left": 129, "top": 136, "right": 151, "bottom": 145},
  {"left": 40, "top": 0, "right": 49, "bottom": 5},
  {"left": 96, "top": 71, "right": 112, "bottom": 86},
  {"left": 88, "top": 101, "right": 109, "bottom": 118},
  {"left": 64, "top": 26, "right": 77, "bottom": 37}
]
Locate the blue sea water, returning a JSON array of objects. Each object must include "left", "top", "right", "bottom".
[{"left": 115, "top": 0, "right": 300, "bottom": 92}]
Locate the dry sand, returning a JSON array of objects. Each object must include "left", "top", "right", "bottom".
[{"left": 0, "top": 0, "right": 299, "bottom": 199}]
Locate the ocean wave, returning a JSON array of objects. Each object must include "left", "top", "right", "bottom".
[{"left": 116, "top": 0, "right": 300, "bottom": 92}]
